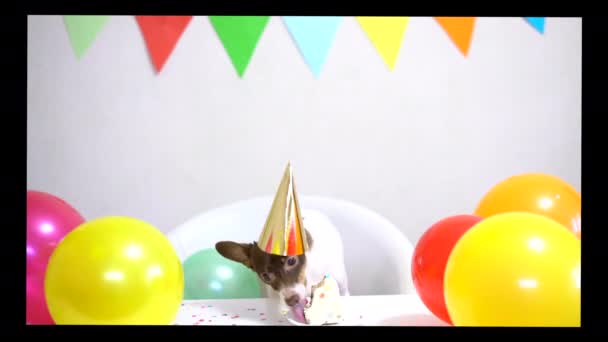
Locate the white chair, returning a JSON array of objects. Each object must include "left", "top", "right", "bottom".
[{"left": 167, "top": 195, "right": 415, "bottom": 296}]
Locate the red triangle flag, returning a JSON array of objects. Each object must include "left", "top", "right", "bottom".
[{"left": 136, "top": 16, "right": 193, "bottom": 73}]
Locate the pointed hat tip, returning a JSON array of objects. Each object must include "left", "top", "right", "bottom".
[{"left": 284, "top": 161, "right": 294, "bottom": 176}]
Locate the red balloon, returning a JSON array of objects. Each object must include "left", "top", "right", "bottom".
[
  {"left": 27, "top": 190, "right": 85, "bottom": 324},
  {"left": 411, "top": 214, "right": 483, "bottom": 325}
]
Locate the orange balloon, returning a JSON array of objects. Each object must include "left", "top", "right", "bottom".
[{"left": 475, "top": 173, "right": 581, "bottom": 239}]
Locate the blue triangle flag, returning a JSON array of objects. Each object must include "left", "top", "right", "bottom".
[
  {"left": 283, "top": 16, "right": 343, "bottom": 77},
  {"left": 524, "top": 17, "right": 545, "bottom": 34}
]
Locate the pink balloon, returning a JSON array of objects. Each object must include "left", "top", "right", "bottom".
[
  {"left": 26, "top": 273, "right": 52, "bottom": 325},
  {"left": 26, "top": 190, "right": 84, "bottom": 325}
]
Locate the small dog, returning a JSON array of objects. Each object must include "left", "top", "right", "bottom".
[{"left": 216, "top": 210, "right": 350, "bottom": 310}]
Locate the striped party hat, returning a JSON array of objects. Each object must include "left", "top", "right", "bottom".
[{"left": 257, "top": 162, "right": 310, "bottom": 256}]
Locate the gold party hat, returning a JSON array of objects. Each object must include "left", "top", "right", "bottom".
[{"left": 257, "top": 162, "right": 310, "bottom": 256}]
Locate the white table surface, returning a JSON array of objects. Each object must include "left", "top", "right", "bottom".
[{"left": 173, "top": 294, "right": 450, "bottom": 326}]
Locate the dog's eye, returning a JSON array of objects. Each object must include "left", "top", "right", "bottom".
[
  {"left": 287, "top": 257, "right": 296, "bottom": 266},
  {"left": 261, "top": 272, "right": 272, "bottom": 282}
]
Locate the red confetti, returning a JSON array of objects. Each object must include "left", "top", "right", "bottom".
[
  {"left": 261, "top": 318, "right": 267, "bottom": 321},
  {"left": 231, "top": 315, "right": 240, "bottom": 319},
  {"left": 320, "top": 293, "right": 325, "bottom": 299},
  {"left": 191, "top": 315, "right": 196, "bottom": 317}
]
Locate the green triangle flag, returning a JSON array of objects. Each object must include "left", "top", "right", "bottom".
[
  {"left": 64, "top": 16, "right": 110, "bottom": 59},
  {"left": 209, "top": 16, "right": 270, "bottom": 77}
]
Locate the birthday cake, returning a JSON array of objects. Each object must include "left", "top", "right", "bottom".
[{"left": 302, "top": 275, "right": 344, "bottom": 325}]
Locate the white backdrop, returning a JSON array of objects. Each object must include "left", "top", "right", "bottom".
[{"left": 27, "top": 16, "right": 582, "bottom": 243}]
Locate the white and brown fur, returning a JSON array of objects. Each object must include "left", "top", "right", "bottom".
[{"left": 215, "top": 211, "right": 350, "bottom": 310}]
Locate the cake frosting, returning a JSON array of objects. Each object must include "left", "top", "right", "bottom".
[{"left": 303, "top": 274, "right": 344, "bottom": 325}]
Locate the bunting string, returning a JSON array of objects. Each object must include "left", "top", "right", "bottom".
[{"left": 62, "top": 16, "right": 547, "bottom": 77}]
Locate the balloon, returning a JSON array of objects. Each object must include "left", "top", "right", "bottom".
[
  {"left": 44, "top": 216, "right": 184, "bottom": 325},
  {"left": 183, "top": 248, "right": 262, "bottom": 300},
  {"left": 475, "top": 173, "right": 581, "bottom": 239},
  {"left": 27, "top": 273, "right": 52, "bottom": 325},
  {"left": 27, "top": 190, "right": 85, "bottom": 325},
  {"left": 444, "top": 212, "right": 580, "bottom": 327},
  {"left": 411, "top": 214, "right": 483, "bottom": 325}
]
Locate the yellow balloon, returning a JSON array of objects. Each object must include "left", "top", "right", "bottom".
[
  {"left": 444, "top": 212, "right": 580, "bottom": 327},
  {"left": 45, "top": 216, "right": 184, "bottom": 325}
]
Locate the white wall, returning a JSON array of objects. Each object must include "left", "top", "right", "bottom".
[{"left": 27, "top": 16, "right": 581, "bottom": 243}]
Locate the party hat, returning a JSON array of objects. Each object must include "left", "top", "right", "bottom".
[{"left": 257, "top": 162, "right": 310, "bottom": 256}]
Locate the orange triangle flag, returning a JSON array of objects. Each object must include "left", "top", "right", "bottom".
[{"left": 434, "top": 17, "right": 476, "bottom": 56}]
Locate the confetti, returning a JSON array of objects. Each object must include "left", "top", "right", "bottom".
[
  {"left": 191, "top": 315, "right": 196, "bottom": 318},
  {"left": 261, "top": 318, "right": 267, "bottom": 321},
  {"left": 259, "top": 313, "right": 265, "bottom": 316},
  {"left": 231, "top": 315, "right": 240, "bottom": 319},
  {"left": 222, "top": 313, "right": 228, "bottom": 316}
]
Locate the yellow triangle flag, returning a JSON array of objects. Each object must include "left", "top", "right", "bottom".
[{"left": 356, "top": 16, "right": 410, "bottom": 70}]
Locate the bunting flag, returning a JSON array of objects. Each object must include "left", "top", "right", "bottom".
[
  {"left": 283, "top": 16, "right": 342, "bottom": 77},
  {"left": 434, "top": 17, "right": 476, "bottom": 56},
  {"left": 63, "top": 16, "right": 110, "bottom": 59},
  {"left": 209, "top": 16, "right": 270, "bottom": 78},
  {"left": 356, "top": 16, "right": 410, "bottom": 70},
  {"left": 524, "top": 17, "right": 545, "bottom": 34},
  {"left": 136, "top": 16, "right": 193, "bottom": 73},
  {"left": 62, "top": 16, "right": 546, "bottom": 76}
]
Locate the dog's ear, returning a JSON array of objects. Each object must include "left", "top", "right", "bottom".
[
  {"left": 215, "top": 241, "right": 254, "bottom": 269},
  {"left": 304, "top": 228, "right": 314, "bottom": 249}
]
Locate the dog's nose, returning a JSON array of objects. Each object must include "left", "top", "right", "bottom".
[{"left": 285, "top": 294, "right": 301, "bottom": 307}]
